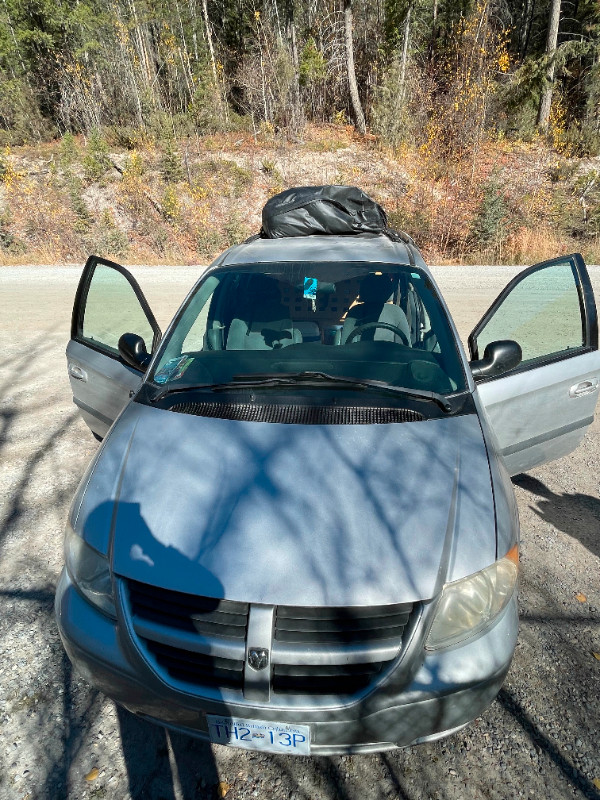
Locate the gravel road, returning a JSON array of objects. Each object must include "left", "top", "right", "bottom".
[{"left": 1, "top": 263, "right": 599, "bottom": 800}]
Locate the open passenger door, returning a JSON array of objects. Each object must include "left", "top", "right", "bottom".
[
  {"left": 67, "top": 256, "right": 161, "bottom": 439},
  {"left": 469, "top": 254, "right": 599, "bottom": 476}
]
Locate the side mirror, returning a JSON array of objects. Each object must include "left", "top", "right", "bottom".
[
  {"left": 470, "top": 339, "right": 522, "bottom": 381},
  {"left": 118, "top": 333, "right": 152, "bottom": 371}
]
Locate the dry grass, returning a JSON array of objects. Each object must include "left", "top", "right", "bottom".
[{"left": 1, "top": 128, "right": 599, "bottom": 266}]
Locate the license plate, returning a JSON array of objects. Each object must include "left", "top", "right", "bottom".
[{"left": 206, "top": 715, "right": 310, "bottom": 755}]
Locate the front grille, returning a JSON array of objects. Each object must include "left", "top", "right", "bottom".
[
  {"left": 170, "top": 401, "right": 424, "bottom": 425},
  {"left": 129, "top": 579, "right": 248, "bottom": 637},
  {"left": 272, "top": 603, "right": 413, "bottom": 695},
  {"left": 128, "top": 580, "right": 248, "bottom": 692},
  {"left": 125, "top": 580, "right": 415, "bottom": 700},
  {"left": 272, "top": 662, "right": 383, "bottom": 695},
  {"left": 145, "top": 640, "right": 244, "bottom": 690},
  {"left": 274, "top": 604, "right": 413, "bottom": 644}
]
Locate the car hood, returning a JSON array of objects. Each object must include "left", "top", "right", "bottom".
[{"left": 75, "top": 403, "right": 496, "bottom": 606}]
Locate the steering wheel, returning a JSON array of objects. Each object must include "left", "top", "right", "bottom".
[{"left": 345, "top": 322, "right": 410, "bottom": 346}]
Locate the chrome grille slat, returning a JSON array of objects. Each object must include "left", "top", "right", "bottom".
[
  {"left": 271, "top": 641, "right": 403, "bottom": 665},
  {"left": 132, "top": 618, "right": 246, "bottom": 660}
]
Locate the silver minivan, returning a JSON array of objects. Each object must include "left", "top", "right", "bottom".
[{"left": 56, "top": 234, "right": 599, "bottom": 755}]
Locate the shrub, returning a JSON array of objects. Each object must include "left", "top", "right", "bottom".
[
  {"left": 94, "top": 209, "right": 128, "bottom": 257},
  {"left": 162, "top": 185, "right": 181, "bottom": 222},
  {"left": 83, "top": 130, "right": 111, "bottom": 182},
  {"left": 224, "top": 212, "right": 250, "bottom": 245},
  {"left": 160, "top": 137, "right": 184, "bottom": 183},
  {"left": 469, "top": 179, "right": 509, "bottom": 256},
  {"left": 59, "top": 132, "right": 79, "bottom": 166}
]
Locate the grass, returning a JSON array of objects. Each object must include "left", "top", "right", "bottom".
[{"left": 0, "top": 127, "right": 597, "bottom": 266}]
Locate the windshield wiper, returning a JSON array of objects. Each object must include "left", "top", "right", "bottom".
[
  {"left": 151, "top": 371, "right": 454, "bottom": 412},
  {"left": 150, "top": 376, "right": 298, "bottom": 403},
  {"left": 229, "top": 371, "right": 454, "bottom": 412}
]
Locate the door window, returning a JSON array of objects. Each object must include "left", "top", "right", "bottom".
[
  {"left": 77, "top": 260, "right": 159, "bottom": 357},
  {"left": 471, "top": 258, "right": 587, "bottom": 368}
]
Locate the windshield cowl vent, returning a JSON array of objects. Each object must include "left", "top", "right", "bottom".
[{"left": 170, "top": 402, "right": 424, "bottom": 425}]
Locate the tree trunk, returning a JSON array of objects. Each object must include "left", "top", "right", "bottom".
[
  {"left": 519, "top": 0, "right": 536, "bottom": 60},
  {"left": 537, "top": 0, "right": 561, "bottom": 133},
  {"left": 343, "top": 0, "right": 366, "bottom": 134},
  {"left": 201, "top": 0, "right": 219, "bottom": 86},
  {"left": 399, "top": 3, "right": 412, "bottom": 102}
]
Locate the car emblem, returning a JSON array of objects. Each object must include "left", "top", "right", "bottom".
[{"left": 247, "top": 647, "right": 269, "bottom": 671}]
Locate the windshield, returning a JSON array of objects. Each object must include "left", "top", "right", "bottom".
[{"left": 149, "top": 262, "right": 466, "bottom": 400}]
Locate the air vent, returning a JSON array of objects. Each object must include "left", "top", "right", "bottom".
[{"left": 170, "top": 402, "right": 424, "bottom": 425}]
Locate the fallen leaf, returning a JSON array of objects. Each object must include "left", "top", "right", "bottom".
[
  {"left": 593, "top": 778, "right": 600, "bottom": 790},
  {"left": 217, "top": 781, "right": 230, "bottom": 798},
  {"left": 593, "top": 652, "right": 600, "bottom": 661},
  {"left": 85, "top": 767, "right": 99, "bottom": 782},
  {"left": 575, "top": 592, "right": 587, "bottom": 603}
]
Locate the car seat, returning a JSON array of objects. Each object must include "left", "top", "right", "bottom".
[
  {"left": 226, "top": 275, "right": 301, "bottom": 350},
  {"left": 340, "top": 274, "right": 411, "bottom": 345}
]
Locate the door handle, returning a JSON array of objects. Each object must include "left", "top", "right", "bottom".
[
  {"left": 68, "top": 363, "right": 88, "bottom": 382},
  {"left": 569, "top": 377, "right": 599, "bottom": 398}
]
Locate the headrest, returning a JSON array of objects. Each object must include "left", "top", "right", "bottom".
[
  {"left": 246, "top": 275, "right": 281, "bottom": 302},
  {"left": 359, "top": 274, "right": 395, "bottom": 304}
]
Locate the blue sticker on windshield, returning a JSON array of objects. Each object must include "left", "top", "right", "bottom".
[
  {"left": 154, "top": 356, "right": 193, "bottom": 384},
  {"left": 411, "top": 272, "right": 420, "bottom": 279},
  {"left": 303, "top": 277, "right": 318, "bottom": 299}
]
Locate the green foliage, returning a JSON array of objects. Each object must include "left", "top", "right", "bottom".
[
  {"left": 224, "top": 211, "right": 249, "bottom": 245},
  {"left": 559, "top": 123, "right": 600, "bottom": 158},
  {"left": 469, "top": 179, "right": 510, "bottom": 254},
  {"left": 372, "top": 58, "right": 412, "bottom": 147},
  {"left": 59, "top": 132, "right": 79, "bottom": 166},
  {"left": 94, "top": 209, "right": 128, "bottom": 257},
  {"left": 197, "top": 158, "right": 253, "bottom": 196},
  {"left": 68, "top": 176, "right": 91, "bottom": 229},
  {"left": 105, "top": 126, "right": 148, "bottom": 150},
  {"left": 299, "top": 38, "right": 327, "bottom": 86},
  {"left": 159, "top": 137, "right": 184, "bottom": 183},
  {"left": 0, "top": 77, "right": 51, "bottom": 144},
  {"left": 83, "top": 130, "right": 111, "bottom": 182},
  {"left": 0, "top": 209, "right": 25, "bottom": 254},
  {"left": 196, "top": 226, "right": 223, "bottom": 257}
]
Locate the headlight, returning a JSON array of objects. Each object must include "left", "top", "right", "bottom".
[
  {"left": 425, "top": 546, "right": 518, "bottom": 651},
  {"left": 64, "top": 522, "right": 116, "bottom": 618}
]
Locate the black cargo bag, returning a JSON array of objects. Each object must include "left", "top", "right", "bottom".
[{"left": 261, "top": 185, "right": 388, "bottom": 238}]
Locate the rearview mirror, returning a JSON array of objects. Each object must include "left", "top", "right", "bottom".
[
  {"left": 118, "top": 333, "right": 152, "bottom": 371},
  {"left": 470, "top": 339, "right": 522, "bottom": 381}
]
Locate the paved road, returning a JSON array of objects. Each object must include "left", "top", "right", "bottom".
[{"left": 0, "top": 264, "right": 599, "bottom": 800}]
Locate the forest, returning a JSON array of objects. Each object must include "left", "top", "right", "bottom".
[{"left": 1, "top": 0, "right": 600, "bottom": 264}]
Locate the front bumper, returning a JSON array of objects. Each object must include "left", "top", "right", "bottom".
[{"left": 55, "top": 569, "right": 517, "bottom": 755}]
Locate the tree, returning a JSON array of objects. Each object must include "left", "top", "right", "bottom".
[
  {"left": 537, "top": 0, "right": 562, "bottom": 133},
  {"left": 343, "top": 0, "right": 366, "bottom": 134}
]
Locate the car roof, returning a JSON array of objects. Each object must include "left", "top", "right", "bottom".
[{"left": 214, "top": 233, "right": 429, "bottom": 272}]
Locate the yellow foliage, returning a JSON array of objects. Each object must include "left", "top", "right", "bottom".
[{"left": 1, "top": 146, "right": 24, "bottom": 189}]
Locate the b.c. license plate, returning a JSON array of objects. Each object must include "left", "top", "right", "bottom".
[{"left": 206, "top": 715, "right": 310, "bottom": 755}]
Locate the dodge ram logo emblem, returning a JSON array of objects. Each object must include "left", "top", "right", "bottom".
[{"left": 248, "top": 647, "right": 269, "bottom": 671}]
